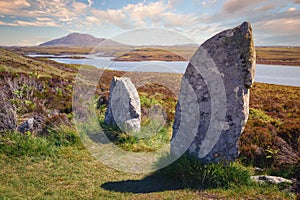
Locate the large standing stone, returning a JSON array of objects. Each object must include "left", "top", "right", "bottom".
[
  {"left": 105, "top": 77, "right": 141, "bottom": 132},
  {"left": 171, "top": 22, "right": 256, "bottom": 163}
]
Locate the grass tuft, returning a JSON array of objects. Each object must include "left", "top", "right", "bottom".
[
  {"left": 45, "top": 125, "right": 82, "bottom": 147},
  {"left": 157, "top": 153, "right": 252, "bottom": 189}
]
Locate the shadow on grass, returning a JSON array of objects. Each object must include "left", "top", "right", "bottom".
[{"left": 101, "top": 173, "right": 183, "bottom": 194}]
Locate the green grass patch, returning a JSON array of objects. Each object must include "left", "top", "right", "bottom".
[
  {"left": 0, "top": 144, "right": 295, "bottom": 199},
  {"left": 0, "top": 131, "right": 57, "bottom": 157},
  {"left": 249, "top": 108, "right": 281, "bottom": 125},
  {"left": 100, "top": 120, "right": 171, "bottom": 152},
  {"left": 140, "top": 94, "right": 161, "bottom": 108}
]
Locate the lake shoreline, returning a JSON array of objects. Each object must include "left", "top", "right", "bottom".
[
  {"left": 8, "top": 46, "right": 300, "bottom": 67},
  {"left": 32, "top": 54, "right": 300, "bottom": 67}
]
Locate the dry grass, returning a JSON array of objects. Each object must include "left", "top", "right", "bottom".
[{"left": 256, "top": 46, "right": 300, "bottom": 66}]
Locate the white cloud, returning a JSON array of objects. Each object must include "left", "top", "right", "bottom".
[
  {"left": 223, "top": 0, "right": 264, "bottom": 14},
  {"left": 255, "top": 4, "right": 276, "bottom": 12},
  {"left": 0, "top": 20, "right": 17, "bottom": 26},
  {"left": 36, "top": 17, "right": 52, "bottom": 21},
  {"left": 200, "top": 0, "right": 217, "bottom": 7},
  {"left": 72, "top": 2, "right": 88, "bottom": 12},
  {"left": 0, "top": 0, "right": 197, "bottom": 30},
  {"left": 253, "top": 13, "right": 300, "bottom": 45},
  {"left": 91, "top": 8, "right": 132, "bottom": 29},
  {"left": 0, "top": 0, "right": 31, "bottom": 16},
  {"left": 255, "top": 17, "right": 300, "bottom": 35},
  {"left": 123, "top": 2, "right": 167, "bottom": 26},
  {"left": 86, "top": 16, "right": 100, "bottom": 23},
  {"left": 288, "top": 7, "right": 297, "bottom": 12},
  {"left": 15, "top": 20, "right": 59, "bottom": 27},
  {"left": 90, "top": 1, "right": 197, "bottom": 29}
]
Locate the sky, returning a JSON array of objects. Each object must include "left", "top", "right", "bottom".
[{"left": 0, "top": 0, "right": 299, "bottom": 46}]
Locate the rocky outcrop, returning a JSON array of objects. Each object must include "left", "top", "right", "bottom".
[
  {"left": 171, "top": 22, "right": 256, "bottom": 163},
  {"left": 105, "top": 77, "right": 141, "bottom": 132},
  {"left": 0, "top": 92, "right": 17, "bottom": 132}
]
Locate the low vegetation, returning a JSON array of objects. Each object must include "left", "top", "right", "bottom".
[
  {"left": 113, "top": 48, "right": 187, "bottom": 61},
  {"left": 256, "top": 46, "right": 300, "bottom": 66},
  {"left": 0, "top": 48, "right": 299, "bottom": 199}
]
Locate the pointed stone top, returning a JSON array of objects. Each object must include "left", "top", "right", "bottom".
[
  {"left": 201, "top": 22, "right": 256, "bottom": 88},
  {"left": 239, "top": 21, "right": 252, "bottom": 31}
]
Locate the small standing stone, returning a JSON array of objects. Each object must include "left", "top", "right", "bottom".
[
  {"left": 105, "top": 77, "right": 141, "bottom": 132},
  {"left": 171, "top": 22, "right": 256, "bottom": 163}
]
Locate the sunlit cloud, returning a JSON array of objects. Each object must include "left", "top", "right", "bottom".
[
  {"left": 89, "top": 1, "right": 197, "bottom": 29},
  {"left": 0, "top": 0, "right": 31, "bottom": 16},
  {"left": 15, "top": 20, "right": 59, "bottom": 27},
  {"left": 288, "top": 7, "right": 297, "bottom": 12}
]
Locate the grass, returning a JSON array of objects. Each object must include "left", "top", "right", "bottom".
[
  {"left": 0, "top": 138, "right": 295, "bottom": 199},
  {"left": 0, "top": 131, "right": 57, "bottom": 157},
  {"left": 100, "top": 121, "right": 171, "bottom": 152},
  {"left": 0, "top": 48, "right": 79, "bottom": 79}
]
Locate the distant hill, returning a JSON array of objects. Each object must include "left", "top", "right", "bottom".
[{"left": 39, "top": 33, "right": 126, "bottom": 47}]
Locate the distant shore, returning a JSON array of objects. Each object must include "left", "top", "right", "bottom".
[
  {"left": 256, "top": 60, "right": 300, "bottom": 66},
  {"left": 5, "top": 46, "right": 300, "bottom": 66}
]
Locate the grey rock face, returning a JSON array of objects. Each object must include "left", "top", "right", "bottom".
[
  {"left": 171, "top": 22, "right": 256, "bottom": 163},
  {"left": 0, "top": 93, "right": 17, "bottom": 132},
  {"left": 105, "top": 77, "right": 141, "bottom": 132}
]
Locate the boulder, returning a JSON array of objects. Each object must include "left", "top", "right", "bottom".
[
  {"left": 251, "top": 175, "right": 292, "bottom": 185},
  {"left": 105, "top": 77, "right": 141, "bottom": 132},
  {"left": 171, "top": 22, "right": 256, "bottom": 163},
  {"left": 17, "top": 118, "right": 34, "bottom": 133}
]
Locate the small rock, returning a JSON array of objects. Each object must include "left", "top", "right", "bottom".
[
  {"left": 254, "top": 167, "right": 264, "bottom": 172},
  {"left": 17, "top": 118, "right": 34, "bottom": 133},
  {"left": 251, "top": 175, "right": 292, "bottom": 185},
  {"left": 97, "top": 93, "right": 109, "bottom": 109}
]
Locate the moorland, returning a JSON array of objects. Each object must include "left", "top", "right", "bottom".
[{"left": 0, "top": 47, "right": 299, "bottom": 199}]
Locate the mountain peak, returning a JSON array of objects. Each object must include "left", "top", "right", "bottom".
[{"left": 39, "top": 33, "right": 124, "bottom": 47}]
